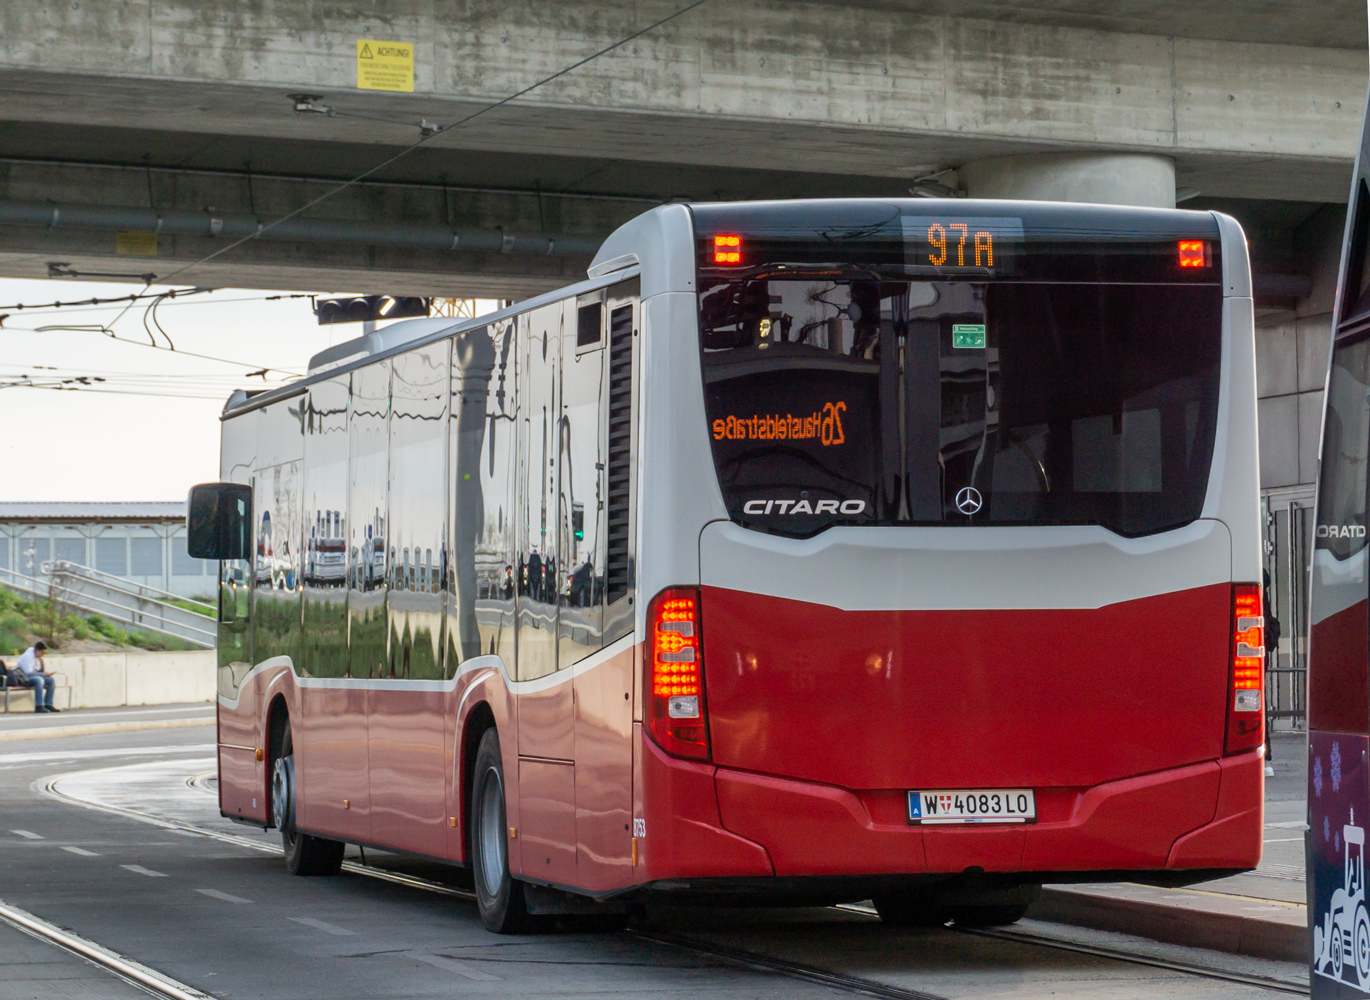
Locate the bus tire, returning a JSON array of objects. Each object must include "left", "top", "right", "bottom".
[
  {"left": 470, "top": 727, "right": 531, "bottom": 934},
  {"left": 273, "top": 722, "right": 344, "bottom": 877}
]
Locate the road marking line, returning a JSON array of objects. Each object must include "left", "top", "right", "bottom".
[
  {"left": 0, "top": 718, "right": 214, "bottom": 742},
  {"left": 7, "top": 706, "right": 212, "bottom": 723},
  {"left": 121, "top": 864, "right": 168, "bottom": 877},
  {"left": 0, "top": 894, "right": 212, "bottom": 999},
  {"left": 289, "top": 916, "right": 356, "bottom": 936},
  {"left": 413, "top": 953, "right": 501, "bottom": 981},
  {"left": 60, "top": 846, "right": 98, "bottom": 856},
  {"left": 10, "top": 829, "right": 43, "bottom": 839},
  {"left": 0, "top": 744, "right": 215, "bottom": 765},
  {"left": 1119, "top": 882, "right": 1306, "bottom": 909},
  {"left": 195, "top": 888, "right": 251, "bottom": 904},
  {"left": 1265, "top": 820, "right": 1308, "bottom": 830},
  {"left": 1264, "top": 837, "right": 1303, "bottom": 843}
]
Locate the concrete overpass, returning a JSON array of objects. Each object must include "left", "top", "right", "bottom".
[
  {"left": 0, "top": 0, "right": 1364, "bottom": 297},
  {"left": 0, "top": 0, "right": 1358, "bottom": 687}
]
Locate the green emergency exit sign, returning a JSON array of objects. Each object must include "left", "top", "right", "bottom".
[{"left": 952, "top": 324, "right": 986, "bottom": 349}]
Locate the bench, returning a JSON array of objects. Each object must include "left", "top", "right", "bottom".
[{"left": 0, "top": 664, "right": 72, "bottom": 713}]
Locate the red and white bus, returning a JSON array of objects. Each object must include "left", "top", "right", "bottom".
[{"left": 188, "top": 198, "right": 1265, "bottom": 932}]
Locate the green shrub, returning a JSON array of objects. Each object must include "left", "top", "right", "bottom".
[{"left": 0, "top": 585, "right": 204, "bottom": 653}]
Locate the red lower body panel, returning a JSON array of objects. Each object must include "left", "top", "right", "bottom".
[
  {"left": 641, "top": 741, "right": 1262, "bottom": 880},
  {"left": 639, "top": 730, "right": 773, "bottom": 879},
  {"left": 700, "top": 583, "right": 1232, "bottom": 792}
]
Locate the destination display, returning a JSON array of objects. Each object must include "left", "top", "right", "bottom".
[
  {"left": 691, "top": 201, "right": 1224, "bottom": 284},
  {"left": 901, "top": 216, "right": 1024, "bottom": 276}
]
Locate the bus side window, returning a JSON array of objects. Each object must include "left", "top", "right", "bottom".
[
  {"left": 1342, "top": 180, "right": 1370, "bottom": 323},
  {"left": 559, "top": 295, "right": 606, "bottom": 666},
  {"left": 1309, "top": 333, "right": 1370, "bottom": 735},
  {"left": 517, "top": 305, "right": 563, "bottom": 682},
  {"left": 451, "top": 322, "right": 515, "bottom": 669},
  {"left": 387, "top": 344, "right": 448, "bottom": 681}
]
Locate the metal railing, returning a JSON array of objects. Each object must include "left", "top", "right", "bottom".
[
  {"left": 1263, "top": 492, "right": 1312, "bottom": 734},
  {"left": 0, "top": 562, "right": 215, "bottom": 648}
]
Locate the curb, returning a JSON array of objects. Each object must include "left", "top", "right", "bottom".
[
  {"left": 1029, "top": 886, "right": 1305, "bottom": 963},
  {"left": 0, "top": 717, "right": 215, "bottom": 742}
]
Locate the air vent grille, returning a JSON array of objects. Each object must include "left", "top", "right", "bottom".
[{"left": 605, "top": 304, "right": 634, "bottom": 604}]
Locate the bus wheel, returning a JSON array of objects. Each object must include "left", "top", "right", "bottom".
[
  {"left": 470, "top": 728, "right": 531, "bottom": 934},
  {"left": 273, "top": 722, "right": 344, "bottom": 876}
]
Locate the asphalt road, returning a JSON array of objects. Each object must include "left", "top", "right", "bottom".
[{"left": 0, "top": 722, "right": 1310, "bottom": 1000}]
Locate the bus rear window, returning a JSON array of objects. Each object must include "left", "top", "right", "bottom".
[{"left": 699, "top": 279, "right": 1221, "bottom": 538}]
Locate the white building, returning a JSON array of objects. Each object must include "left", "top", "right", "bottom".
[{"left": 0, "top": 503, "right": 214, "bottom": 600}]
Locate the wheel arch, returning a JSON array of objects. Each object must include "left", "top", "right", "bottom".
[
  {"left": 460, "top": 701, "right": 498, "bottom": 856},
  {"left": 265, "top": 693, "right": 290, "bottom": 826}
]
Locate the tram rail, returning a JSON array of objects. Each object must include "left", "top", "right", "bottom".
[{"left": 39, "top": 766, "right": 1311, "bottom": 999}]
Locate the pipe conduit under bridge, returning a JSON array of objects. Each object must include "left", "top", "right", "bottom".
[{"left": 0, "top": 200, "right": 605, "bottom": 258}]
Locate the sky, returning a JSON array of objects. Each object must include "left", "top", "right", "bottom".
[{"left": 0, "top": 278, "right": 492, "bottom": 502}]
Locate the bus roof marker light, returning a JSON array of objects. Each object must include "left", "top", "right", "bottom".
[
  {"left": 714, "top": 234, "right": 743, "bottom": 265},
  {"left": 1178, "top": 240, "right": 1210, "bottom": 268}
]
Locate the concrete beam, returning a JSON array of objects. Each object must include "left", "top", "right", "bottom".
[
  {"left": 0, "top": 158, "right": 634, "bottom": 295},
  {"left": 0, "top": 1, "right": 1361, "bottom": 202}
]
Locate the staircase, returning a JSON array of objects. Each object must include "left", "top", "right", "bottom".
[{"left": 0, "top": 562, "right": 215, "bottom": 648}]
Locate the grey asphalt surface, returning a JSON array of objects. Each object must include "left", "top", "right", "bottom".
[{"left": 0, "top": 719, "right": 1311, "bottom": 999}]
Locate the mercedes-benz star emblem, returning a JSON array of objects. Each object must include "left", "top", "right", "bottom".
[{"left": 955, "top": 486, "right": 983, "bottom": 515}]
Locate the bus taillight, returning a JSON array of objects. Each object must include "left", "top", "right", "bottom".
[
  {"left": 1225, "top": 583, "right": 1265, "bottom": 755},
  {"left": 647, "top": 587, "right": 710, "bottom": 760}
]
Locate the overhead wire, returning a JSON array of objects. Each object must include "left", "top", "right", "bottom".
[
  {"left": 0, "top": 285, "right": 217, "bottom": 314},
  {"left": 5, "top": 291, "right": 316, "bottom": 318},
  {"left": 12, "top": 384, "right": 235, "bottom": 400},
  {"left": 0, "top": 1, "right": 712, "bottom": 386},
  {"left": 152, "top": 0, "right": 714, "bottom": 286},
  {"left": 20, "top": 322, "right": 304, "bottom": 378}
]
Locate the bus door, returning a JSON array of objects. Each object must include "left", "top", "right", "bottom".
[
  {"left": 516, "top": 303, "right": 578, "bottom": 884},
  {"left": 369, "top": 344, "right": 450, "bottom": 857},
  {"left": 567, "top": 289, "right": 634, "bottom": 889},
  {"left": 299, "top": 374, "right": 366, "bottom": 840}
]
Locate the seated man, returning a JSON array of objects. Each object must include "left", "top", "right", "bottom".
[{"left": 16, "top": 641, "right": 59, "bottom": 713}]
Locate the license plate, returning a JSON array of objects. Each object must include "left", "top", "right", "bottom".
[{"left": 907, "top": 789, "right": 1035, "bottom": 824}]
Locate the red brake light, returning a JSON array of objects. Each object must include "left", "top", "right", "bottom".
[
  {"left": 1178, "top": 240, "right": 1209, "bottom": 268},
  {"left": 1225, "top": 583, "right": 1265, "bottom": 755},
  {"left": 646, "top": 587, "right": 710, "bottom": 760},
  {"left": 713, "top": 234, "right": 742, "bottom": 265}
]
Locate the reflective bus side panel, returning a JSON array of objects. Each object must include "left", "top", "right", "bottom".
[{"left": 1309, "top": 93, "right": 1370, "bottom": 997}]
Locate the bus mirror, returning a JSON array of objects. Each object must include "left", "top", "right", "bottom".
[{"left": 187, "top": 482, "right": 252, "bottom": 560}]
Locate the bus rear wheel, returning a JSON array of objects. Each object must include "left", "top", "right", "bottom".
[
  {"left": 273, "top": 722, "right": 344, "bottom": 876},
  {"left": 470, "top": 728, "right": 531, "bottom": 934}
]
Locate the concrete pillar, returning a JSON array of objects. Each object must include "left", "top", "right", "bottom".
[{"left": 959, "top": 153, "right": 1177, "bottom": 209}]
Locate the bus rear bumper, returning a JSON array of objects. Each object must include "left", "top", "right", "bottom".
[{"left": 691, "top": 750, "right": 1263, "bottom": 878}]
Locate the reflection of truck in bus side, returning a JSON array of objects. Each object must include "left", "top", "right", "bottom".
[{"left": 306, "top": 510, "right": 347, "bottom": 586}]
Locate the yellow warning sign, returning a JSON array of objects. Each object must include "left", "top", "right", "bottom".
[
  {"left": 115, "top": 231, "right": 158, "bottom": 256},
  {"left": 357, "top": 39, "right": 414, "bottom": 93}
]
